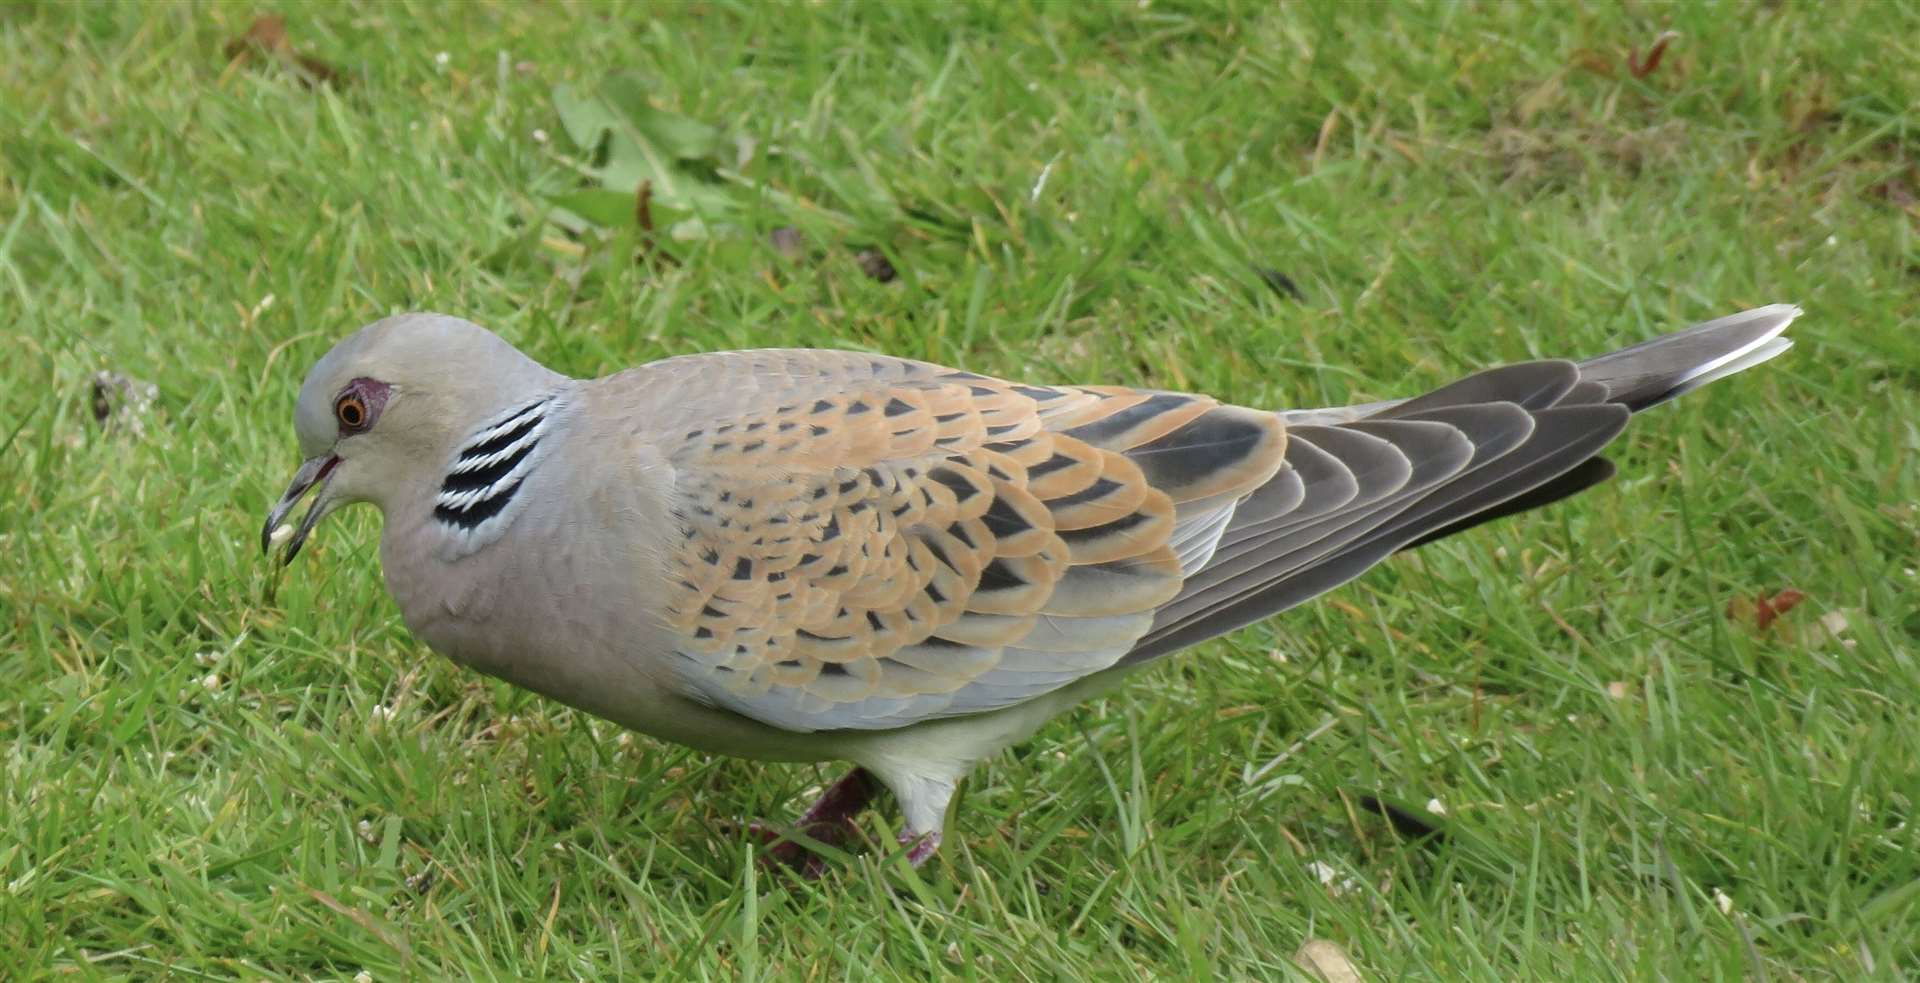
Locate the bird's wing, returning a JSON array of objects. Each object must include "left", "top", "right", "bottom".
[
  {"left": 640, "top": 348, "right": 1286, "bottom": 731},
  {"left": 642, "top": 304, "right": 1796, "bottom": 732}
]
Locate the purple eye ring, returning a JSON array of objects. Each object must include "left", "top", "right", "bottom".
[{"left": 333, "top": 378, "right": 391, "bottom": 434}]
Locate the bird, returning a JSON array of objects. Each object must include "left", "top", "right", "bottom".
[{"left": 264, "top": 304, "right": 1797, "bottom": 870}]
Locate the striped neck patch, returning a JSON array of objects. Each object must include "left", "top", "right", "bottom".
[{"left": 432, "top": 393, "right": 563, "bottom": 555}]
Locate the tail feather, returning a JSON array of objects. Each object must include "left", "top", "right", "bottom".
[
  {"left": 1575, "top": 304, "right": 1798, "bottom": 410},
  {"left": 1124, "top": 305, "right": 1798, "bottom": 665}
]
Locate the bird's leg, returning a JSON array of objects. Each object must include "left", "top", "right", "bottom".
[
  {"left": 898, "top": 828, "right": 942, "bottom": 866},
  {"left": 753, "top": 768, "right": 880, "bottom": 874}
]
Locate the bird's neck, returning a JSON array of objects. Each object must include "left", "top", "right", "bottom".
[{"left": 408, "top": 386, "right": 576, "bottom": 562}]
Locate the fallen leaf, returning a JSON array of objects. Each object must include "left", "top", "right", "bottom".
[
  {"left": 1754, "top": 588, "right": 1806, "bottom": 631},
  {"left": 223, "top": 14, "right": 287, "bottom": 58},
  {"left": 1727, "top": 588, "right": 1807, "bottom": 632},
  {"left": 1293, "top": 939, "right": 1365, "bottom": 983},
  {"left": 223, "top": 14, "right": 344, "bottom": 88},
  {"left": 634, "top": 180, "right": 654, "bottom": 232},
  {"left": 1570, "top": 47, "right": 1616, "bottom": 78},
  {"left": 1627, "top": 30, "right": 1679, "bottom": 80}
]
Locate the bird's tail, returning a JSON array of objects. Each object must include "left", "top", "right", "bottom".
[
  {"left": 1126, "top": 305, "right": 1799, "bottom": 663},
  {"left": 1392, "top": 303, "right": 1798, "bottom": 547},
  {"left": 1572, "top": 304, "right": 1798, "bottom": 411}
]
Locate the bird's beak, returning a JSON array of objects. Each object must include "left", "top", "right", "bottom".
[{"left": 262, "top": 454, "right": 340, "bottom": 564}]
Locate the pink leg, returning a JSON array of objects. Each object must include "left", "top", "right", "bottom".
[
  {"left": 751, "top": 768, "right": 880, "bottom": 876},
  {"left": 899, "top": 829, "right": 943, "bottom": 867}
]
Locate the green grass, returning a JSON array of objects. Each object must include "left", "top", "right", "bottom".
[{"left": 3, "top": 1, "right": 1917, "bottom": 978}]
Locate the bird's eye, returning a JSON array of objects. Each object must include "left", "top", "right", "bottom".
[{"left": 335, "top": 393, "right": 370, "bottom": 431}]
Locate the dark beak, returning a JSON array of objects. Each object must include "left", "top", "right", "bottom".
[{"left": 262, "top": 454, "right": 340, "bottom": 564}]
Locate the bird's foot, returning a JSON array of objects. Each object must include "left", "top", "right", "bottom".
[
  {"left": 898, "top": 828, "right": 942, "bottom": 867},
  {"left": 744, "top": 768, "right": 880, "bottom": 878}
]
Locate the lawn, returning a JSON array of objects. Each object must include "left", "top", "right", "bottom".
[{"left": 3, "top": 1, "right": 1917, "bottom": 978}]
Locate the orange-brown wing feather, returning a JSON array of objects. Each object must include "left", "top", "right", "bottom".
[{"left": 646, "top": 350, "right": 1284, "bottom": 731}]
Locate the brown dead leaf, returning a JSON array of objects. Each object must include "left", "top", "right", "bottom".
[
  {"left": 1627, "top": 31, "right": 1679, "bottom": 80},
  {"left": 1727, "top": 588, "right": 1807, "bottom": 632},
  {"left": 1570, "top": 48, "right": 1617, "bottom": 79},
  {"left": 224, "top": 14, "right": 344, "bottom": 88},
  {"left": 1755, "top": 589, "right": 1807, "bottom": 630},
  {"left": 634, "top": 180, "right": 654, "bottom": 233},
  {"left": 223, "top": 14, "right": 287, "bottom": 57}
]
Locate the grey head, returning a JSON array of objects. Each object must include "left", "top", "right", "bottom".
[{"left": 261, "top": 313, "right": 566, "bottom": 563}]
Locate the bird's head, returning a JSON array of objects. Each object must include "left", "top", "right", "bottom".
[{"left": 262, "top": 312, "right": 562, "bottom": 564}]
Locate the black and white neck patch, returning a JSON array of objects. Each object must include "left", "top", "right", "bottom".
[{"left": 432, "top": 392, "right": 566, "bottom": 558}]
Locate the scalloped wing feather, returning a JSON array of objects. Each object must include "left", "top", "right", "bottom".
[{"left": 641, "top": 350, "right": 1284, "bottom": 732}]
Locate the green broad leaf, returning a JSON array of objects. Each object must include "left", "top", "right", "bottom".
[
  {"left": 547, "top": 189, "right": 645, "bottom": 229},
  {"left": 549, "top": 80, "right": 739, "bottom": 220},
  {"left": 550, "top": 82, "right": 623, "bottom": 154},
  {"left": 599, "top": 74, "right": 728, "bottom": 162}
]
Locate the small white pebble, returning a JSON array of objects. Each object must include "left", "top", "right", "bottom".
[
  {"left": 355, "top": 973, "right": 374, "bottom": 983},
  {"left": 269, "top": 523, "right": 294, "bottom": 547},
  {"left": 200, "top": 673, "right": 222, "bottom": 692},
  {"left": 1606, "top": 681, "right": 1630, "bottom": 699},
  {"left": 1825, "top": 234, "right": 1838, "bottom": 246},
  {"left": 357, "top": 819, "right": 374, "bottom": 842},
  {"left": 1425, "top": 797, "right": 1447, "bottom": 816},
  {"left": 532, "top": 128, "right": 549, "bottom": 144},
  {"left": 1713, "top": 887, "right": 1733, "bottom": 915},
  {"left": 435, "top": 51, "right": 450, "bottom": 66}
]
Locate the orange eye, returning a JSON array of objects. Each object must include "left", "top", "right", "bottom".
[{"left": 335, "top": 393, "right": 369, "bottom": 430}]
